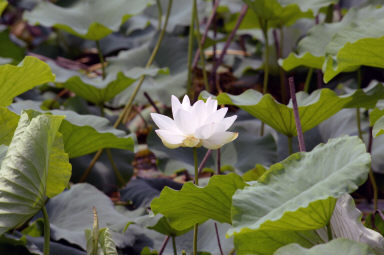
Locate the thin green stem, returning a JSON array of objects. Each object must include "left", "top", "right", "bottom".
[
  {"left": 369, "top": 169, "right": 378, "bottom": 211},
  {"left": 172, "top": 235, "right": 177, "bottom": 255},
  {"left": 187, "top": 0, "right": 197, "bottom": 97},
  {"left": 368, "top": 127, "right": 378, "bottom": 211},
  {"left": 193, "top": 147, "right": 199, "bottom": 255},
  {"left": 193, "top": 224, "right": 199, "bottom": 255},
  {"left": 106, "top": 149, "right": 126, "bottom": 187},
  {"left": 326, "top": 222, "right": 333, "bottom": 241},
  {"left": 259, "top": 19, "right": 269, "bottom": 137},
  {"left": 356, "top": 69, "right": 363, "bottom": 141},
  {"left": 193, "top": 1, "right": 209, "bottom": 91},
  {"left": 287, "top": 136, "right": 293, "bottom": 155},
  {"left": 261, "top": 19, "right": 269, "bottom": 94},
  {"left": 156, "top": 0, "right": 163, "bottom": 30},
  {"left": 304, "top": 68, "right": 314, "bottom": 93},
  {"left": 193, "top": 148, "right": 198, "bottom": 185},
  {"left": 356, "top": 108, "right": 363, "bottom": 140},
  {"left": 80, "top": 0, "right": 174, "bottom": 182},
  {"left": 95, "top": 40, "right": 106, "bottom": 79},
  {"left": 42, "top": 206, "right": 50, "bottom": 255}
]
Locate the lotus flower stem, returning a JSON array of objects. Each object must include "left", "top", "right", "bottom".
[
  {"left": 156, "top": 0, "right": 163, "bottom": 30},
  {"left": 186, "top": 0, "right": 197, "bottom": 97},
  {"left": 217, "top": 148, "right": 221, "bottom": 174},
  {"left": 95, "top": 40, "right": 106, "bottom": 79},
  {"left": 81, "top": 0, "right": 173, "bottom": 181},
  {"left": 289, "top": 77, "right": 306, "bottom": 152},
  {"left": 192, "top": 0, "right": 221, "bottom": 68},
  {"left": 171, "top": 236, "right": 177, "bottom": 255},
  {"left": 193, "top": 224, "right": 199, "bottom": 255},
  {"left": 368, "top": 126, "right": 378, "bottom": 211},
  {"left": 193, "top": 1, "right": 210, "bottom": 91},
  {"left": 159, "top": 235, "right": 170, "bottom": 255},
  {"left": 42, "top": 206, "right": 50, "bottom": 255},
  {"left": 212, "top": 5, "right": 248, "bottom": 77},
  {"left": 193, "top": 147, "right": 199, "bottom": 255}
]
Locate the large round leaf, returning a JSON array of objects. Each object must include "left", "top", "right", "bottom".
[
  {"left": 280, "top": 6, "right": 384, "bottom": 83},
  {"left": 228, "top": 136, "right": 370, "bottom": 236},
  {"left": 274, "top": 239, "right": 376, "bottom": 255},
  {"left": 201, "top": 85, "right": 384, "bottom": 137},
  {"left": 234, "top": 229, "right": 323, "bottom": 255},
  {"left": 151, "top": 173, "right": 246, "bottom": 231},
  {"left": 242, "top": 0, "right": 315, "bottom": 28},
  {"left": 0, "top": 112, "right": 70, "bottom": 235},
  {"left": 0, "top": 56, "right": 55, "bottom": 107},
  {"left": 6, "top": 102, "right": 134, "bottom": 158},
  {"left": 24, "top": 0, "right": 154, "bottom": 40},
  {"left": 45, "top": 183, "right": 135, "bottom": 250},
  {"left": 48, "top": 59, "right": 164, "bottom": 105}
]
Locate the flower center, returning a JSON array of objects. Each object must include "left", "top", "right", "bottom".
[{"left": 182, "top": 136, "right": 201, "bottom": 147}]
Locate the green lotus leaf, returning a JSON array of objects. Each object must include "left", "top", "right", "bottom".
[
  {"left": 280, "top": 6, "right": 384, "bottom": 83},
  {"left": 0, "top": 112, "right": 71, "bottom": 235},
  {"left": 45, "top": 183, "right": 139, "bottom": 250},
  {"left": 0, "top": 56, "right": 55, "bottom": 107},
  {"left": 242, "top": 0, "right": 338, "bottom": 29},
  {"left": 240, "top": 0, "right": 313, "bottom": 28},
  {"left": 0, "top": 28, "right": 25, "bottom": 64},
  {"left": 234, "top": 229, "right": 323, "bottom": 255},
  {"left": 151, "top": 173, "right": 246, "bottom": 231},
  {"left": 241, "top": 0, "right": 336, "bottom": 29},
  {"left": 370, "top": 107, "right": 384, "bottom": 127},
  {"left": 24, "top": 0, "right": 154, "bottom": 40},
  {"left": 147, "top": 216, "right": 191, "bottom": 237},
  {"left": 0, "top": 107, "right": 19, "bottom": 145},
  {"left": 373, "top": 115, "right": 384, "bottom": 137},
  {"left": 107, "top": 34, "right": 188, "bottom": 106},
  {"left": 46, "top": 132, "right": 72, "bottom": 198},
  {"left": 48, "top": 59, "right": 164, "bottom": 105},
  {"left": 274, "top": 239, "right": 376, "bottom": 255},
  {"left": 201, "top": 84, "right": 384, "bottom": 136},
  {"left": 3, "top": 103, "right": 134, "bottom": 158},
  {"left": 228, "top": 136, "right": 370, "bottom": 236},
  {"left": 0, "top": 0, "right": 7, "bottom": 16}
]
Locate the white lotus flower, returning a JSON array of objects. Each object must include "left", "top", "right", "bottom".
[{"left": 151, "top": 95, "right": 238, "bottom": 149}]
